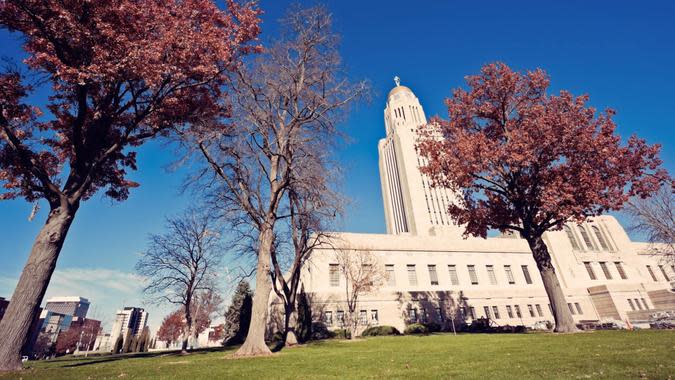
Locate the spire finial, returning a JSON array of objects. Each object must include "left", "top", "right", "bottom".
[{"left": 394, "top": 76, "right": 400, "bottom": 87}]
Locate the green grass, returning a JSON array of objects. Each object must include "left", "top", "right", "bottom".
[{"left": 3, "top": 330, "right": 674, "bottom": 379}]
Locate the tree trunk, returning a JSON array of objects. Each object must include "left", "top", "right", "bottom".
[
  {"left": 182, "top": 304, "right": 192, "bottom": 354},
  {"left": 233, "top": 227, "right": 274, "bottom": 357},
  {"left": 283, "top": 305, "right": 298, "bottom": 347},
  {"left": 0, "top": 204, "right": 77, "bottom": 371},
  {"left": 526, "top": 234, "right": 578, "bottom": 333}
]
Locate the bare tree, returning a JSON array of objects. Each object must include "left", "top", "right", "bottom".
[
  {"left": 271, "top": 168, "right": 344, "bottom": 347},
  {"left": 189, "top": 5, "right": 368, "bottom": 356},
  {"left": 135, "top": 210, "right": 223, "bottom": 354},
  {"left": 625, "top": 183, "right": 675, "bottom": 261},
  {"left": 335, "top": 249, "right": 385, "bottom": 339}
]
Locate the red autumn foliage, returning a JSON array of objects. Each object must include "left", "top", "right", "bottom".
[
  {"left": 417, "top": 62, "right": 668, "bottom": 332},
  {"left": 0, "top": 0, "right": 260, "bottom": 370},
  {"left": 418, "top": 62, "right": 667, "bottom": 239},
  {"left": 157, "top": 310, "right": 185, "bottom": 346}
]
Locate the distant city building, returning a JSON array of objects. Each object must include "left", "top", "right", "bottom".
[
  {"left": 92, "top": 333, "right": 112, "bottom": 352},
  {"left": 45, "top": 296, "right": 90, "bottom": 319},
  {"left": 108, "top": 307, "right": 148, "bottom": 352},
  {"left": 40, "top": 310, "right": 73, "bottom": 342}
]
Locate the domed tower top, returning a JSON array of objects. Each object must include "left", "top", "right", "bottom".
[{"left": 384, "top": 76, "right": 426, "bottom": 136}]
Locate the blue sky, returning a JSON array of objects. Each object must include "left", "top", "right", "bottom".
[{"left": 1, "top": 0, "right": 673, "bottom": 330}]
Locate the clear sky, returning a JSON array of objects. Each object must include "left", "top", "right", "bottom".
[{"left": 1, "top": 0, "right": 673, "bottom": 331}]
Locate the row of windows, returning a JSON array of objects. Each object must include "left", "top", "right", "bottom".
[
  {"left": 583, "top": 261, "right": 628, "bottom": 280},
  {"left": 564, "top": 224, "right": 613, "bottom": 252},
  {"left": 323, "top": 310, "right": 378, "bottom": 326},
  {"left": 330, "top": 263, "right": 535, "bottom": 287},
  {"left": 646, "top": 264, "right": 675, "bottom": 282},
  {"left": 627, "top": 298, "right": 650, "bottom": 311}
]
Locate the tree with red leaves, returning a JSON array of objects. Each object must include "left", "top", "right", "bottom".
[
  {"left": 0, "top": 0, "right": 260, "bottom": 370},
  {"left": 157, "top": 310, "right": 186, "bottom": 349},
  {"left": 418, "top": 62, "right": 668, "bottom": 332}
]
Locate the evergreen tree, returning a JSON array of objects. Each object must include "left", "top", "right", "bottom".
[
  {"left": 296, "top": 289, "right": 312, "bottom": 343},
  {"left": 223, "top": 281, "right": 253, "bottom": 346}
]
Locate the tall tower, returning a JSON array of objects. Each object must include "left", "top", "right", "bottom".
[{"left": 378, "top": 78, "right": 462, "bottom": 237}]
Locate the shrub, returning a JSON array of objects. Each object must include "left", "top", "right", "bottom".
[
  {"left": 423, "top": 322, "right": 441, "bottom": 333},
  {"left": 332, "top": 329, "right": 351, "bottom": 339},
  {"left": 361, "top": 325, "right": 401, "bottom": 337},
  {"left": 310, "top": 322, "right": 334, "bottom": 340},
  {"left": 404, "top": 323, "right": 429, "bottom": 335}
]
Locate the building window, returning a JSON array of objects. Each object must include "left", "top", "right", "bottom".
[
  {"left": 641, "top": 298, "right": 649, "bottom": 310},
  {"left": 574, "top": 303, "right": 583, "bottom": 314},
  {"left": 359, "top": 310, "right": 368, "bottom": 325},
  {"left": 448, "top": 265, "right": 459, "bottom": 285},
  {"left": 627, "top": 299, "right": 635, "bottom": 311},
  {"left": 614, "top": 262, "right": 628, "bottom": 280},
  {"left": 492, "top": 306, "right": 500, "bottom": 319},
  {"left": 409, "top": 308, "right": 418, "bottom": 323},
  {"left": 535, "top": 304, "right": 544, "bottom": 317},
  {"left": 428, "top": 265, "right": 439, "bottom": 285},
  {"left": 584, "top": 262, "right": 597, "bottom": 280},
  {"left": 634, "top": 299, "right": 643, "bottom": 310},
  {"left": 592, "top": 226, "right": 610, "bottom": 251},
  {"left": 658, "top": 265, "right": 670, "bottom": 281},
  {"left": 506, "top": 305, "right": 514, "bottom": 318},
  {"left": 483, "top": 306, "right": 491, "bottom": 319},
  {"left": 646, "top": 265, "right": 658, "bottom": 282},
  {"left": 486, "top": 265, "right": 498, "bottom": 285},
  {"left": 468, "top": 307, "right": 476, "bottom": 320},
  {"left": 337, "top": 310, "right": 345, "bottom": 326},
  {"left": 599, "top": 262, "right": 612, "bottom": 280},
  {"left": 385, "top": 264, "right": 396, "bottom": 286},
  {"left": 514, "top": 305, "right": 522, "bottom": 318},
  {"left": 504, "top": 265, "right": 515, "bottom": 284},
  {"left": 329, "top": 264, "right": 340, "bottom": 287},
  {"left": 371, "top": 310, "right": 379, "bottom": 325},
  {"left": 579, "top": 226, "right": 596, "bottom": 251},
  {"left": 564, "top": 225, "right": 581, "bottom": 251},
  {"left": 468, "top": 265, "right": 479, "bottom": 285},
  {"left": 527, "top": 304, "right": 535, "bottom": 317},
  {"left": 521, "top": 265, "right": 533, "bottom": 284},
  {"left": 436, "top": 307, "right": 444, "bottom": 322},
  {"left": 324, "top": 311, "right": 333, "bottom": 326},
  {"left": 567, "top": 303, "right": 575, "bottom": 315},
  {"left": 407, "top": 264, "right": 418, "bottom": 286}
]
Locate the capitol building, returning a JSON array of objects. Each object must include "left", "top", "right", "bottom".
[{"left": 293, "top": 81, "right": 675, "bottom": 333}]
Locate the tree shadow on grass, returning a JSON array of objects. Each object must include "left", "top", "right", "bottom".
[{"left": 37, "top": 346, "right": 235, "bottom": 369}]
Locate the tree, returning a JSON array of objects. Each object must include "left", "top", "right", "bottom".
[
  {"left": 295, "top": 288, "right": 312, "bottom": 343},
  {"left": 157, "top": 310, "right": 185, "bottom": 348},
  {"left": 0, "top": 0, "right": 261, "bottom": 370},
  {"left": 136, "top": 210, "right": 223, "bottom": 354},
  {"left": 191, "top": 5, "right": 366, "bottom": 356},
  {"left": 191, "top": 290, "right": 224, "bottom": 342},
  {"left": 335, "top": 249, "right": 385, "bottom": 339},
  {"left": 625, "top": 183, "right": 675, "bottom": 260},
  {"left": 223, "top": 281, "right": 253, "bottom": 346},
  {"left": 417, "top": 62, "right": 667, "bottom": 332}
]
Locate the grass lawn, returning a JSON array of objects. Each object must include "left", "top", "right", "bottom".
[{"left": 2, "top": 330, "right": 674, "bottom": 379}]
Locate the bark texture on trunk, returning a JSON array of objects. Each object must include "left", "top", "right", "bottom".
[
  {"left": 233, "top": 227, "right": 274, "bottom": 357},
  {"left": 0, "top": 205, "right": 76, "bottom": 371},
  {"left": 526, "top": 235, "right": 578, "bottom": 333},
  {"left": 283, "top": 307, "right": 298, "bottom": 347}
]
